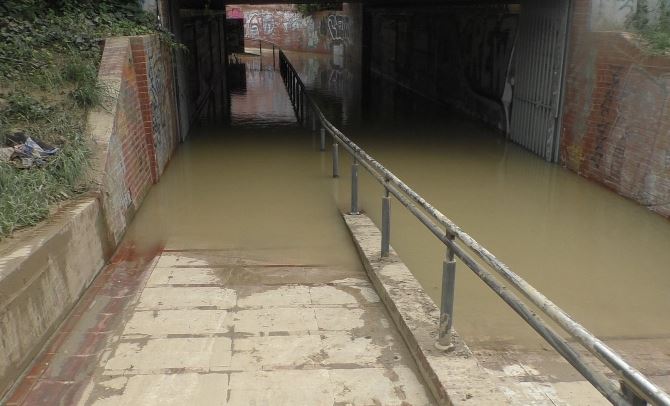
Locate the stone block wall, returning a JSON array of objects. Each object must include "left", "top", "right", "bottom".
[{"left": 560, "top": 0, "right": 670, "bottom": 218}]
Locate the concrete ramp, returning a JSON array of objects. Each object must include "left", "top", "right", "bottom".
[{"left": 7, "top": 247, "right": 435, "bottom": 405}]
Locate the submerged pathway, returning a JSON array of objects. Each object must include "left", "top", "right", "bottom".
[
  {"left": 5, "top": 52, "right": 435, "bottom": 405},
  {"left": 6, "top": 246, "right": 433, "bottom": 405}
]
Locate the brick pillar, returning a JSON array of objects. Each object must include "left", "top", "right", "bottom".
[{"left": 130, "top": 36, "right": 159, "bottom": 184}]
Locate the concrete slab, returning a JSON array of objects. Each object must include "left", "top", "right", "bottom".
[
  {"left": 8, "top": 248, "right": 437, "bottom": 405},
  {"left": 123, "top": 310, "right": 231, "bottom": 336},
  {"left": 230, "top": 335, "right": 323, "bottom": 370},
  {"left": 231, "top": 307, "right": 319, "bottom": 333},
  {"left": 104, "top": 337, "right": 232, "bottom": 373},
  {"left": 227, "top": 370, "right": 333, "bottom": 406},
  {"left": 90, "top": 373, "right": 229, "bottom": 405},
  {"left": 136, "top": 287, "right": 237, "bottom": 310},
  {"left": 237, "top": 285, "right": 312, "bottom": 307},
  {"left": 146, "top": 267, "right": 221, "bottom": 286},
  {"left": 330, "top": 367, "right": 433, "bottom": 406},
  {"left": 314, "top": 307, "right": 367, "bottom": 331}
]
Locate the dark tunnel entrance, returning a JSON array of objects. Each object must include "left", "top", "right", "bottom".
[
  {"left": 165, "top": 0, "right": 572, "bottom": 162},
  {"left": 362, "top": 0, "right": 570, "bottom": 162}
]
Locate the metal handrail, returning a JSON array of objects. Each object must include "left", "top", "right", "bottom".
[{"left": 276, "top": 47, "right": 670, "bottom": 406}]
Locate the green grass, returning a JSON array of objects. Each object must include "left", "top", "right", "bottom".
[
  {"left": 627, "top": 0, "right": 670, "bottom": 54},
  {"left": 0, "top": 0, "right": 161, "bottom": 238}
]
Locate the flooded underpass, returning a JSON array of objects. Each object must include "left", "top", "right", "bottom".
[
  {"left": 4, "top": 0, "right": 670, "bottom": 404},
  {"left": 5, "top": 49, "right": 440, "bottom": 406},
  {"left": 281, "top": 49, "right": 670, "bottom": 400},
  {"left": 110, "top": 44, "right": 670, "bottom": 402},
  {"left": 7, "top": 44, "right": 670, "bottom": 406}
]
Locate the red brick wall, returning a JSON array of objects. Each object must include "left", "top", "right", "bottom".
[
  {"left": 129, "top": 38, "right": 159, "bottom": 183},
  {"left": 561, "top": 0, "right": 670, "bottom": 218},
  {"left": 95, "top": 36, "right": 179, "bottom": 245},
  {"left": 228, "top": 4, "right": 359, "bottom": 54}
]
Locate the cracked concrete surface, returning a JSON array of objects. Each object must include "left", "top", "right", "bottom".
[{"left": 7, "top": 248, "right": 436, "bottom": 405}]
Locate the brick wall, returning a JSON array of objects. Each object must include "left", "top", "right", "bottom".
[
  {"left": 93, "top": 35, "right": 180, "bottom": 245},
  {"left": 561, "top": 0, "right": 670, "bottom": 218},
  {"left": 227, "top": 4, "right": 359, "bottom": 54},
  {"left": 131, "top": 36, "right": 180, "bottom": 177}
]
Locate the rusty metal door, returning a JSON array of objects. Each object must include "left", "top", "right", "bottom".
[{"left": 510, "top": 0, "right": 570, "bottom": 162}]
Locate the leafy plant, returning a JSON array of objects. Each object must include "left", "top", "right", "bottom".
[
  {"left": 626, "top": 0, "right": 670, "bottom": 53},
  {"left": 0, "top": 0, "right": 163, "bottom": 237}
]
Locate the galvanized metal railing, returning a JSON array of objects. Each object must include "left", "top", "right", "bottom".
[
  {"left": 275, "top": 47, "right": 670, "bottom": 406},
  {"left": 241, "top": 38, "right": 278, "bottom": 70}
]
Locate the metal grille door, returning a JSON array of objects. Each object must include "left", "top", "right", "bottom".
[{"left": 510, "top": 0, "right": 570, "bottom": 162}]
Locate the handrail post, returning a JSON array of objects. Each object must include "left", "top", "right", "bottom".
[
  {"left": 300, "top": 85, "right": 305, "bottom": 127},
  {"left": 272, "top": 44, "right": 276, "bottom": 69},
  {"left": 350, "top": 158, "right": 359, "bottom": 215},
  {"left": 320, "top": 128, "right": 326, "bottom": 151},
  {"left": 381, "top": 186, "right": 391, "bottom": 257},
  {"left": 332, "top": 142, "right": 339, "bottom": 178},
  {"left": 437, "top": 233, "right": 456, "bottom": 351},
  {"left": 621, "top": 381, "right": 647, "bottom": 406}
]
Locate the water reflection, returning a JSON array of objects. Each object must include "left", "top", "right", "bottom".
[{"left": 123, "top": 50, "right": 362, "bottom": 273}]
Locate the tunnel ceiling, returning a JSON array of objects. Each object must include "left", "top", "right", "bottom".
[{"left": 178, "top": 0, "right": 516, "bottom": 10}]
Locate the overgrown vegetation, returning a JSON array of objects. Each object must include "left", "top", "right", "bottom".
[
  {"left": 627, "top": 0, "right": 670, "bottom": 53},
  {"left": 0, "top": 0, "right": 159, "bottom": 237},
  {"left": 296, "top": 3, "right": 342, "bottom": 15}
]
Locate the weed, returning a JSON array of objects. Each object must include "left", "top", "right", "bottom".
[
  {"left": 0, "top": 0, "right": 160, "bottom": 238},
  {"left": 627, "top": 0, "right": 670, "bottom": 53}
]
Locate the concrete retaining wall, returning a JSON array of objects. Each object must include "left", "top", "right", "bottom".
[
  {"left": 0, "top": 35, "right": 180, "bottom": 400},
  {"left": 0, "top": 199, "right": 111, "bottom": 399}
]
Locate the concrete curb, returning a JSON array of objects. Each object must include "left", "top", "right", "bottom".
[{"left": 343, "top": 213, "right": 511, "bottom": 405}]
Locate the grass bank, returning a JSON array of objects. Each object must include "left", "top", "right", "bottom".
[{"left": 0, "top": 0, "right": 159, "bottom": 237}]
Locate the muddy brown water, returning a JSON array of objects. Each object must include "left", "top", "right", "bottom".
[{"left": 125, "top": 49, "right": 670, "bottom": 356}]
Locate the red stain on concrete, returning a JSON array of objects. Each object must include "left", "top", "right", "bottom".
[{"left": 5, "top": 243, "right": 163, "bottom": 406}]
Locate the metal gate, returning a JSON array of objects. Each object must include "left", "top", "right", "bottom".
[{"left": 510, "top": 0, "right": 570, "bottom": 162}]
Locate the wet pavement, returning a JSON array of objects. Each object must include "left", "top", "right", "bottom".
[{"left": 5, "top": 51, "right": 435, "bottom": 406}]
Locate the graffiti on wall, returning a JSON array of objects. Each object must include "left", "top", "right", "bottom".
[
  {"left": 236, "top": 7, "right": 355, "bottom": 52},
  {"left": 327, "top": 15, "right": 350, "bottom": 41},
  {"left": 245, "top": 11, "right": 313, "bottom": 41},
  {"left": 145, "top": 39, "right": 178, "bottom": 175}
]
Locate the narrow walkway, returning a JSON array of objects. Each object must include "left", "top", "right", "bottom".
[{"left": 6, "top": 53, "right": 435, "bottom": 405}]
